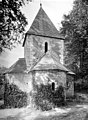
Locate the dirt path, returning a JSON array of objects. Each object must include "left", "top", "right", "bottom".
[
  {"left": 0, "top": 104, "right": 88, "bottom": 120},
  {"left": 34, "top": 105, "right": 88, "bottom": 120}
]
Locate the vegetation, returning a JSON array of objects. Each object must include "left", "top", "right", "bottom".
[
  {"left": 60, "top": 0, "right": 88, "bottom": 80},
  {"left": 0, "top": 0, "right": 31, "bottom": 52},
  {"left": 0, "top": 66, "right": 8, "bottom": 74},
  {"left": 34, "top": 84, "right": 65, "bottom": 111},
  {"left": 4, "top": 83, "right": 27, "bottom": 108}
]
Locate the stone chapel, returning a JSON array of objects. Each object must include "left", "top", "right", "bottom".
[{"left": 6, "top": 5, "right": 75, "bottom": 105}]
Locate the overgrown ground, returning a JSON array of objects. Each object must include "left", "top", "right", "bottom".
[{"left": 0, "top": 93, "right": 88, "bottom": 120}]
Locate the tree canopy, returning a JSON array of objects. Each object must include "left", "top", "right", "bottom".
[
  {"left": 0, "top": 0, "right": 31, "bottom": 52},
  {"left": 60, "top": 0, "right": 88, "bottom": 78}
]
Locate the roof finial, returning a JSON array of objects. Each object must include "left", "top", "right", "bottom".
[{"left": 40, "top": 3, "right": 42, "bottom": 8}]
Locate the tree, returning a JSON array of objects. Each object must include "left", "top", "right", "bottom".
[
  {"left": 0, "top": 0, "right": 31, "bottom": 52},
  {"left": 60, "top": 0, "right": 88, "bottom": 78}
]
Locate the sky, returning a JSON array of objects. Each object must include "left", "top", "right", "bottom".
[{"left": 0, "top": 0, "right": 74, "bottom": 68}]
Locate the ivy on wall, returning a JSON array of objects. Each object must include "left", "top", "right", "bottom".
[
  {"left": 34, "top": 84, "right": 65, "bottom": 111},
  {"left": 4, "top": 82, "right": 27, "bottom": 108}
]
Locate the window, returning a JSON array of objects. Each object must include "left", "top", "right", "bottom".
[
  {"left": 52, "top": 82, "right": 55, "bottom": 91},
  {"left": 45, "top": 42, "right": 48, "bottom": 53}
]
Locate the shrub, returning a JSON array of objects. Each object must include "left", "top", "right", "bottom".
[
  {"left": 74, "top": 75, "right": 88, "bottom": 93},
  {"left": 34, "top": 84, "right": 65, "bottom": 111},
  {"left": 4, "top": 83, "right": 27, "bottom": 108}
]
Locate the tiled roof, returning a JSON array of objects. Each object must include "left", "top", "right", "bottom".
[
  {"left": 23, "top": 6, "right": 64, "bottom": 46},
  {"left": 6, "top": 54, "right": 74, "bottom": 74},
  {"left": 6, "top": 58, "right": 27, "bottom": 73},
  {"left": 30, "top": 51, "right": 70, "bottom": 72}
]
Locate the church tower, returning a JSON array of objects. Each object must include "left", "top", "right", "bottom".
[{"left": 23, "top": 5, "right": 64, "bottom": 70}]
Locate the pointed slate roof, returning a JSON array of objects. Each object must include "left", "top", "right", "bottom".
[
  {"left": 6, "top": 58, "right": 27, "bottom": 73},
  {"left": 23, "top": 5, "right": 64, "bottom": 46},
  {"left": 30, "top": 51, "right": 70, "bottom": 72}
]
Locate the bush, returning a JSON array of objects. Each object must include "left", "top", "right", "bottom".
[
  {"left": 34, "top": 84, "right": 65, "bottom": 111},
  {"left": 38, "top": 100, "right": 54, "bottom": 111},
  {"left": 4, "top": 83, "right": 27, "bottom": 108},
  {"left": 75, "top": 75, "right": 88, "bottom": 93}
]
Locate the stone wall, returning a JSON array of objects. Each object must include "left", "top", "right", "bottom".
[
  {"left": 34, "top": 70, "right": 66, "bottom": 89},
  {"left": 34, "top": 71, "right": 74, "bottom": 97},
  {"left": 6, "top": 73, "right": 33, "bottom": 93},
  {"left": 5, "top": 73, "right": 34, "bottom": 106},
  {"left": 5, "top": 71, "right": 74, "bottom": 107},
  {"left": 24, "top": 35, "right": 64, "bottom": 70}
]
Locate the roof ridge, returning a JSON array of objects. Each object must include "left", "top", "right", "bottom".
[{"left": 29, "top": 52, "right": 46, "bottom": 72}]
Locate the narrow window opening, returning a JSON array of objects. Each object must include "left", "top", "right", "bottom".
[
  {"left": 52, "top": 82, "right": 55, "bottom": 91},
  {"left": 45, "top": 42, "right": 48, "bottom": 53}
]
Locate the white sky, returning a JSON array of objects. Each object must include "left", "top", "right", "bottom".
[{"left": 0, "top": 0, "right": 74, "bottom": 67}]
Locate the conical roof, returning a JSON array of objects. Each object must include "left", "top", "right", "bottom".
[
  {"left": 30, "top": 51, "right": 69, "bottom": 72},
  {"left": 23, "top": 5, "right": 64, "bottom": 46}
]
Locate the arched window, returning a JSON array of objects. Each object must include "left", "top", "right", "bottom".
[
  {"left": 52, "top": 82, "right": 55, "bottom": 91},
  {"left": 45, "top": 42, "right": 48, "bottom": 53}
]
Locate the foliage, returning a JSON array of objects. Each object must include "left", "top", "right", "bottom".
[
  {"left": 4, "top": 83, "right": 27, "bottom": 108},
  {"left": 0, "top": 75, "right": 5, "bottom": 101},
  {"left": 75, "top": 75, "right": 88, "bottom": 93},
  {"left": 0, "top": 74, "right": 5, "bottom": 84},
  {"left": 34, "top": 84, "right": 65, "bottom": 111},
  {"left": 60, "top": 0, "right": 88, "bottom": 78},
  {"left": 0, "top": 0, "right": 31, "bottom": 52},
  {"left": 0, "top": 66, "right": 8, "bottom": 74}
]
